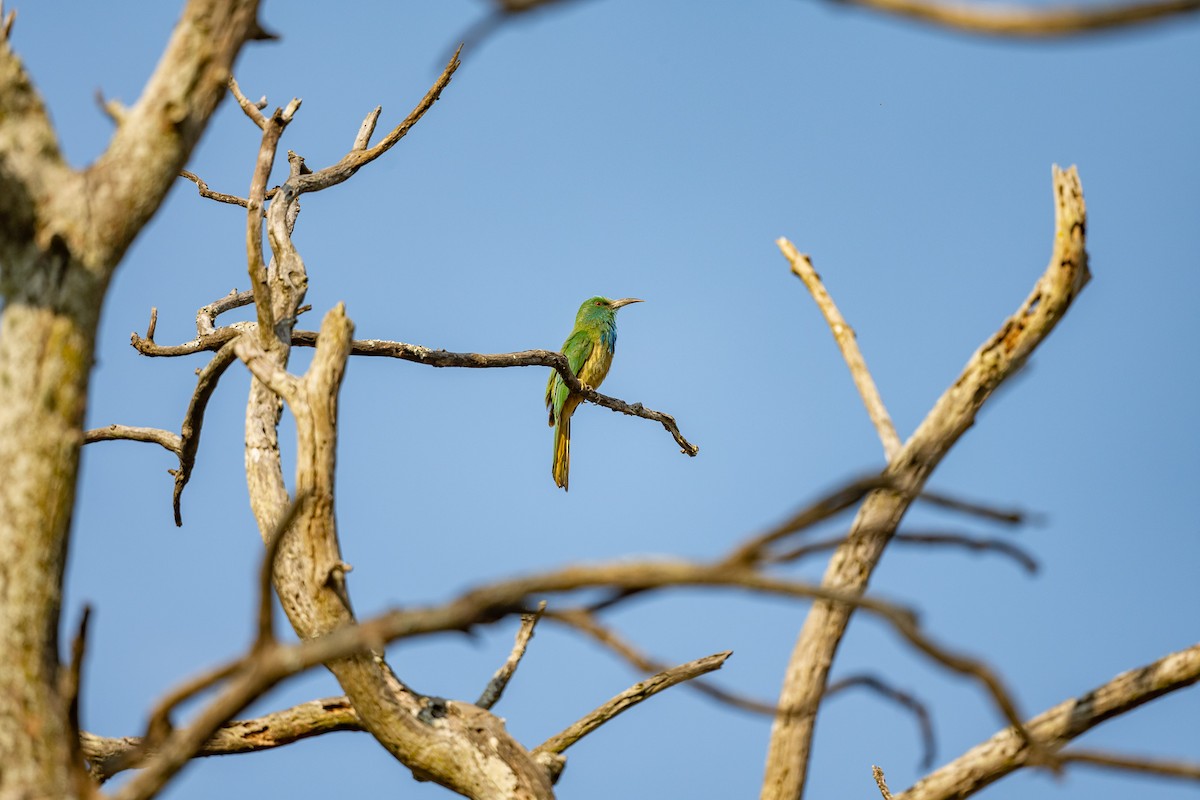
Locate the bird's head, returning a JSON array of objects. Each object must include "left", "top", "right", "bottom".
[{"left": 576, "top": 296, "right": 644, "bottom": 323}]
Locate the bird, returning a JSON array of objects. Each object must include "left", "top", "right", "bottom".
[{"left": 545, "top": 296, "right": 643, "bottom": 490}]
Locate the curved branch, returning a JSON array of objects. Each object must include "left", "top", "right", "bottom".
[
  {"left": 290, "top": 47, "right": 461, "bottom": 195},
  {"left": 83, "top": 425, "right": 181, "bottom": 456},
  {"left": 172, "top": 340, "right": 240, "bottom": 526},
  {"left": 832, "top": 0, "right": 1200, "bottom": 36}
]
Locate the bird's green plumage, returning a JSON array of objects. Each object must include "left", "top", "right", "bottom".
[{"left": 546, "top": 296, "right": 642, "bottom": 490}]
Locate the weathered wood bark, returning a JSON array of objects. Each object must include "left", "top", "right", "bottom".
[
  {"left": 236, "top": 140, "right": 553, "bottom": 795},
  {"left": 761, "top": 167, "right": 1090, "bottom": 800},
  {"left": 0, "top": 3, "right": 262, "bottom": 796}
]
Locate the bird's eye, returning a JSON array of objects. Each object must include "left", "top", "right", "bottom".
[{"left": 594, "top": 300, "right": 603, "bottom": 306}]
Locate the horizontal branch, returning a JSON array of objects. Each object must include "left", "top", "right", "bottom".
[
  {"left": 486, "top": 0, "right": 1200, "bottom": 36},
  {"left": 317, "top": 336, "right": 699, "bottom": 456},
  {"left": 83, "top": 425, "right": 181, "bottom": 456},
  {"left": 769, "top": 530, "right": 1039, "bottom": 574},
  {"left": 82, "top": 697, "right": 362, "bottom": 782},
  {"left": 835, "top": 0, "right": 1200, "bottom": 36},
  {"left": 129, "top": 317, "right": 697, "bottom": 454},
  {"left": 1056, "top": 748, "right": 1200, "bottom": 782}
]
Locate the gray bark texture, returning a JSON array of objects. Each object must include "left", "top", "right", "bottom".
[{"left": 0, "top": 2, "right": 262, "bottom": 797}]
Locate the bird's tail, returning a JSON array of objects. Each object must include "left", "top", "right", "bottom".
[{"left": 552, "top": 414, "right": 570, "bottom": 491}]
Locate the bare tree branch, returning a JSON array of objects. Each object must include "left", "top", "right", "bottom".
[
  {"left": 545, "top": 608, "right": 937, "bottom": 768},
  {"left": 778, "top": 241, "right": 902, "bottom": 461},
  {"left": 228, "top": 75, "right": 267, "bottom": 128},
  {"left": 1055, "top": 749, "right": 1200, "bottom": 782},
  {"left": 62, "top": 607, "right": 94, "bottom": 799},
  {"left": 288, "top": 47, "right": 461, "bottom": 195},
  {"left": 172, "top": 340, "right": 240, "bottom": 526},
  {"left": 762, "top": 165, "right": 1090, "bottom": 800},
  {"left": 0, "top": 7, "right": 266, "bottom": 795},
  {"left": 894, "top": 643, "right": 1200, "bottom": 799},
  {"left": 769, "top": 530, "right": 1039, "bottom": 575},
  {"left": 131, "top": 324, "right": 700, "bottom": 456},
  {"left": 477, "top": 602, "right": 546, "bottom": 710},
  {"left": 916, "top": 489, "right": 1030, "bottom": 525},
  {"left": 316, "top": 336, "right": 700, "bottom": 456},
  {"left": 245, "top": 99, "right": 301, "bottom": 340},
  {"left": 832, "top": 0, "right": 1200, "bottom": 36},
  {"left": 828, "top": 675, "right": 936, "bottom": 770},
  {"left": 196, "top": 289, "right": 256, "bottom": 336},
  {"left": 482, "top": 0, "right": 1200, "bottom": 37},
  {"left": 83, "top": 425, "right": 181, "bottom": 456},
  {"left": 83, "top": 697, "right": 363, "bottom": 783},
  {"left": 724, "top": 474, "right": 892, "bottom": 566},
  {"left": 874, "top": 765, "right": 895, "bottom": 799},
  {"left": 533, "top": 651, "right": 732, "bottom": 756},
  {"left": 179, "top": 169, "right": 253, "bottom": 207}
]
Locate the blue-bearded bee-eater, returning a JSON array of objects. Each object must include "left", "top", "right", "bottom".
[{"left": 545, "top": 296, "right": 643, "bottom": 490}]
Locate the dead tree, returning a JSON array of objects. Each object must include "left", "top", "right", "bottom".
[{"left": 1, "top": 2, "right": 1197, "bottom": 800}]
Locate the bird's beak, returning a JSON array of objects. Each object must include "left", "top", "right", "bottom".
[{"left": 609, "top": 298, "right": 644, "bottom": 310}]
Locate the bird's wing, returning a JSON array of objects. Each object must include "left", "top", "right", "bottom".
[
  {"left": 546, "top": 329, "right": 594, "bottom": 425},
  {"left": 563, "top": 329, "right": 594, "bottom": 378}
]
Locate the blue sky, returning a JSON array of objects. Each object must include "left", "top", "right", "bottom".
[{"left": 15, "top": 1, "right": 1199, "bottom": 798}]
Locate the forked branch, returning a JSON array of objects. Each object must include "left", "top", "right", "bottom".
[{"left": 762, "top": 166, "right": 1090, "bottom": 800}]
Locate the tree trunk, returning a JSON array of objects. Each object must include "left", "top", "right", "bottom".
[{"left": 0, "top": 252, "right": 106, "bottom": 799}]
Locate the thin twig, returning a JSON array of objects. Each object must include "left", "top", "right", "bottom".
[
  {"left": 533, "top": 651, "right": 732, "bottom": 755},
  {"left": 477, "top": 602, "right": 546, "bottom": 710},
  {"left": 769, "top": 530, "right": 1039, "bottom": 574},
  {"left": 545, "top": 606, "right": 935, "bottom": 769},
  {"left": 173, "top": 340, "right": 240, "bottom": 526},
  {"left": 828, "top": 675, "right": 935, "bottom": 769},
  {"left": 63, "top": 607, "right": 94, "bottom": 798},
  {"left": 874, "top": 765, "right": 895, "bottom": 800},
  {"left": 724, "top": 474, "right": 891, "bottom": 566},
  {"left": 544, "top": 606, "right": 782, "bottom": 711},
  {"left": 196, "top": 289, "right": 255, "bottom": 336},
  {"left": 1055, "top": 749, "right": 1200, "bottom": 781},
  {"left": 779, "top": 240, "right": 902, "bottom": 461},
  {"left": 228, "top": 76, "right": 267, "bottom": 128},
  {"left": 352, "top": 107, "right": 382, "bottom": 151},
  {"left": 916, "top": 489, "right": 1031, "bottom": 525},
  {"left": 178, "top": 170, "right": 252, "bottom": 208},
  {"left": 290, "top": 48, "right": 461, "bottom": 195},
  {"left": 94, "top": 88, "right": 127, "bottom": 124}
]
